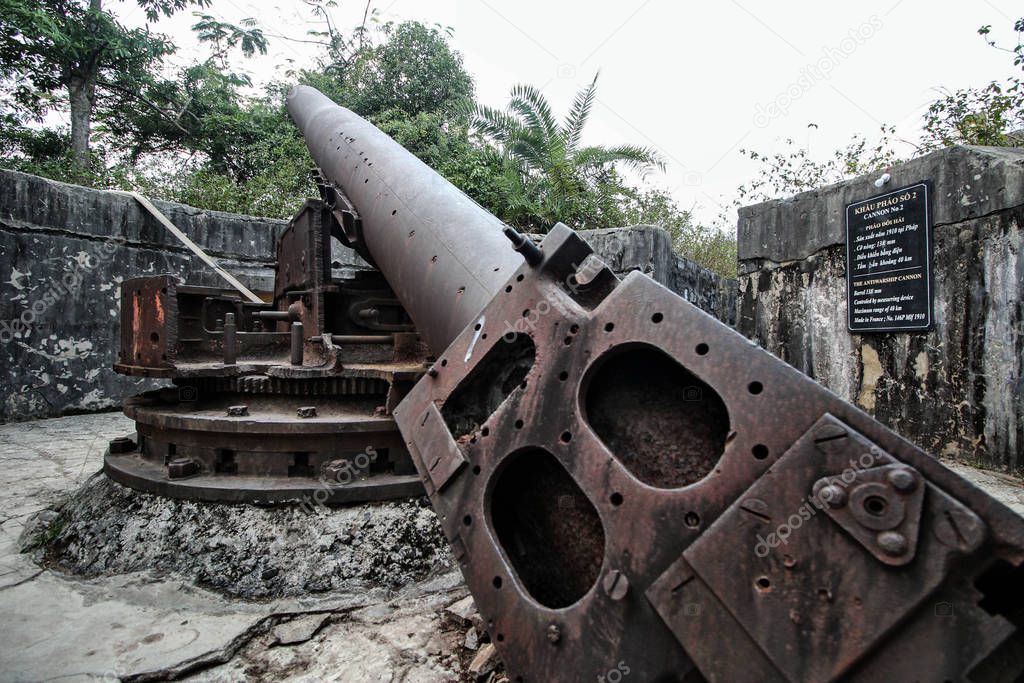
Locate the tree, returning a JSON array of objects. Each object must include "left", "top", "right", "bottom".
[
  {"left": 471, "top": 74, "right": 665, "bottom": 231},
  {"left": 102, "top": 15, "right": 267, "bottom": 164},
  {"left": 734, "top": 124, "right": 903, "bottom": 206},
  {"left": 0, "top": 0, "right": 210, "bottom": 168},
  {"left": 919, "top": 19, "right": 1024, "bottom": 150},
  {"left": 623, "top": 188, "right": 737, "bottom": 277}
]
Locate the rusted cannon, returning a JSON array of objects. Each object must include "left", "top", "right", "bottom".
[{"left": 288, "top": 85, "right": 1024, "bottom": 681}]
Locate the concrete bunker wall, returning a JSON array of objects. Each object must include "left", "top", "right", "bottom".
[{"left": 737, "top": 145, "right": 1024, "bottom": 473}]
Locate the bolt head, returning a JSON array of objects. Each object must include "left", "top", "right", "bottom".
[
  {"left": 546, "top": 624, "right": 561, "bottom": 644},
  {"left": 167, "top": 457, "right": 199, "bottom": 479},
  {"left": 109, "top": 437, "right": 136, "bottom": 454},
  {"left": 819, "top": 484, "right": 848, "bottom": 508},
  {"left": 602, "top": 570, "right": 629, "bottom": 600},
  {"left": 887, "top": 467, "right": 917, "bottom": 492},
  {"left": 877, "top": 530, "right": 908, "bottom": 556}
]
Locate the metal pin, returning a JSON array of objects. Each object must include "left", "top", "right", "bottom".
[
  {"left": 290, "top": 321, "right": 304, "bottom": 366},
  {"left": 223, "top": 313, "right": 237, "bottom": 365}
]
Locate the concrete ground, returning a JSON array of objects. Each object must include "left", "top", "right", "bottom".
[
  {"left": 0, "top": 412, "right": 1021, "bottom": 682},
  {"left": 0, "top": 413, "right": 480, "bottom": 682}
]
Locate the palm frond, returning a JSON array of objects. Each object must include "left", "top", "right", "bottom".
[
  {"left": 562, "top": 72, "right": 599, "bottom": 152},
  {"left": 471, "top": 103, "right": 526, "bottom": 145},
  {"left": 508, "top": 83, "right": 559, "bottom": 140},
  {"left": 573, "top": 143, "right": 666, "bottom": 176}
]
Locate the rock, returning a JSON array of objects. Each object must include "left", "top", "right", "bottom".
[
  {"left": 445, "top": 593, "right": 485, "bottom": 632},
  {"left": 17, "top": 509, "right": 59, "bottom": 551},
  {"left": 271, "top": 613, "right": 330, "bottom": 646},
  {"left": 469, "top": 642, "right": 498, "bottom": 677},
  {"left": 464, "top": 627, "right": 479, "bottom": 650}
]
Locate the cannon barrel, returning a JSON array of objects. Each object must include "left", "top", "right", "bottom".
[{"left": 287, "top": 85, "right": 523, "bottom": 354}]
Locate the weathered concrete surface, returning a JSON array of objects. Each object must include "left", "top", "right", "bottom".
[
  {"left": 0, "top": 413, "right": 494, "bottom": 682},
  {"left": 738, "top": 145, "right": 1024, "bottom": 264},
  {"left": 738, "top": 146, "right": 1024, "bottom": 473},
  {"left": 0, "top": 169, "right": 288, "bottom": 422},
  {"left": 578, "top": 225, "right": 737, "bottom": 325},
  {"left": 42, "top": 476, "right": 452, "bottom": 600}
]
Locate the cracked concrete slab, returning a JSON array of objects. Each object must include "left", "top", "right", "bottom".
[{"left": 0, "top": 412, "right": 475, "bottom": 682}]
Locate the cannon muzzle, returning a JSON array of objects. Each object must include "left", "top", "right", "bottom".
[{"left": 287, "top": 85, "right": 523, "bottom": 354}]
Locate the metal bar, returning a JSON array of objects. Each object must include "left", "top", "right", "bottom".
[
  {"left": 223, "top": 312, "right": 237, "bottom": 365},
  {"left": 290, "top": 321, "right": 304, "bottom": 365},
  {"left": 118, "top": 190, "right": 264, "bottom": 304},
  {"left": 310, "top": 334, "right": 395, "bottom": 345}
]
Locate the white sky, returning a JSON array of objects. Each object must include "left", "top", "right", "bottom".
[{"left": 114, "top": 0, "right": 1022, "bottom": 227}]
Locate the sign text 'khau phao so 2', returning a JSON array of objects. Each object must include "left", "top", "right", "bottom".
[{"left": 845, "top": 181, "right": 933, "bottom": 333}]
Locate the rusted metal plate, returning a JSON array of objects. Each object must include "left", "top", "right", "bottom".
[
  {"left": 653, "top": 414, "right": 997, "bottom": 682},
  {"left": 391, "top": 224, "right": 1024, "bottom": 683},
  {"left": 116, "top": 275, "right": 177, "bottom": 374}
]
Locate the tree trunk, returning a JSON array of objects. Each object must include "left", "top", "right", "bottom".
[
  {"left": 68, "top": 76, "right": 95, "bottom": 169},
  {"left": 68, "top": 0, "right": 103, "bottom": 169}
]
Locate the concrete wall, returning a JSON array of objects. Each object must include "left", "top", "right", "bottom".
[
  {"left": 578, "top": 225, "right": 737, "bottom": 325},
  {"left": 737, "top": 146, "right": 1024, "bottom": 473},
  {"left": 0, "top": 169, "right": 287, "bottom": 422}
]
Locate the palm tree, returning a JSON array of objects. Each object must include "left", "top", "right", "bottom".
[{"left": 471, "top": 73, "right": 665, "bottom": 231}]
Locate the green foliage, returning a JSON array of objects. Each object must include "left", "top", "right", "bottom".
[
  {"left": 191, "top": 13, "right": 267, "bottom": 64},
  {"left": 0, "top": 0, "right": 206, "bottom": 166},
  {"left": 471, "top": 73, "right": 665, "bottom": 232},
  {"left": 623, "top": 188, "right": 737, "bottom": 278},
  {"left": 921, "top": 80, "right": 1024, "bottom": 149},
  {"left": 735, "top": 125, "right": 902, "bottom": 205},
  {"left": 302, "top": 20, "right": 473, "bottom": 121}
]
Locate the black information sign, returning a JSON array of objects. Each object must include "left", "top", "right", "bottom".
[{"left": 845, "top": 181, "right": 933, "bottom": 333}]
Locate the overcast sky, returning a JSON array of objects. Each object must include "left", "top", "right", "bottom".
[{"left": 119, "top": 0, "right": 1023, "bottom": 227}]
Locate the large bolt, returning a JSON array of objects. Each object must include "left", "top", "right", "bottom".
[
  {"left": 227, "top": 405, "right": 249, "bottom": 417},
  {"left": 297, "top": 406, "right": 318, "bottom": 418},
  {"left": 602, "top": 570, "right": 629, "bottom": 601},
  {"left": 167, "top": 457, "right": 200, "bottom": 479},
  {"left": 887, "top": 467, "right": 917, "bottom": 492},
  {"left": 819, "top": 484, "right": 848, "bottom": 508},
  {"left": 877, "top": 531, "right": 908, "bottom": 556},
  {"left": 109, "top": 437, "right": 136, "bottom": 454},
  {"left": 546, "top": 623, "right": 561, "bottom": 644}
]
